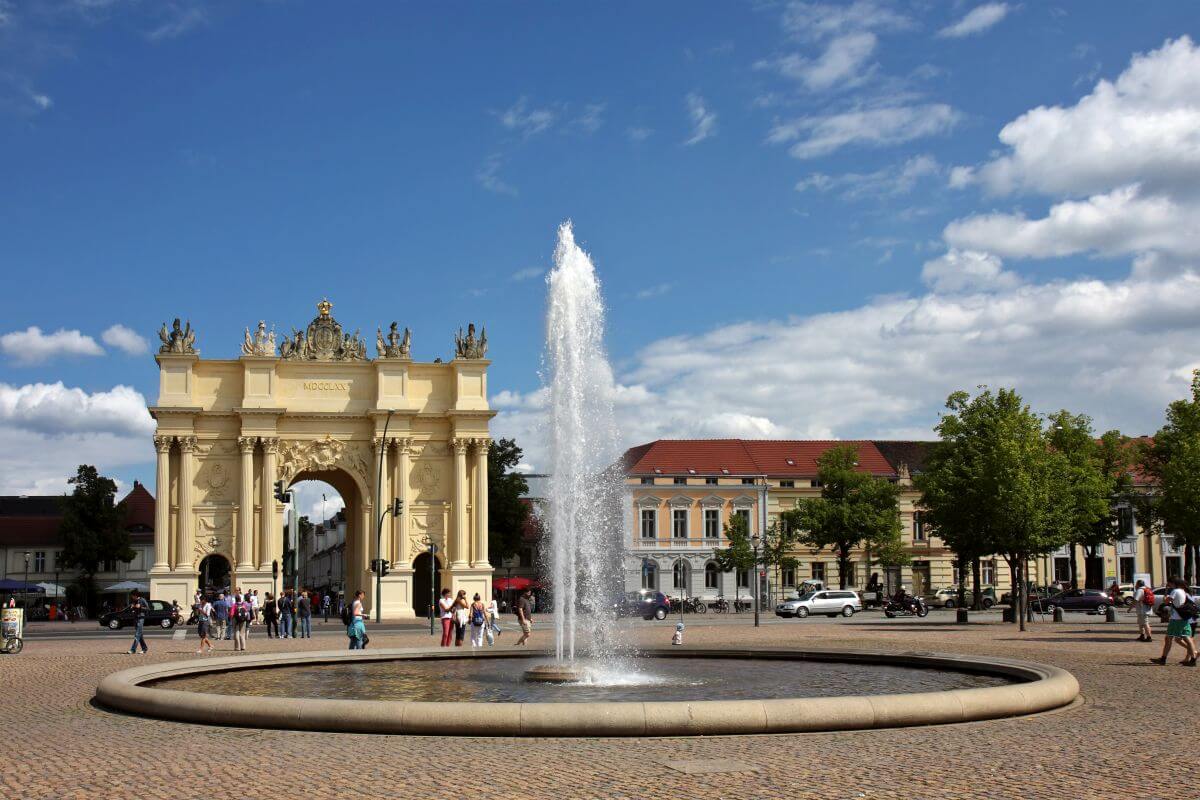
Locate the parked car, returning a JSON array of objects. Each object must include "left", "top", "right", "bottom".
[
  {"left": 98, "top": 599, "right": 176, "bottom": 630},
  {"left": 633, "top": 591, "right": 672, "bottom": 621},
  {"left": 1151, "top": 586, "right": 1200, "bottom": 622},
  {"left": 1000, "top": 585, "right": 1055, "bottom": 607},
  {"left": 929, "top": 587, "right": 995, "bottom": 609},
  {"left": 775, "top": 589, "right": 862, "bottom": 619},
  {"left": 1030, "top": 589, "right": 1113, "bottom": 615}
]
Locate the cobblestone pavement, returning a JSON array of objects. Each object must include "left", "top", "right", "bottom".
[{"left": 4, "top": 614, "right": 1197, "bottom": 799}]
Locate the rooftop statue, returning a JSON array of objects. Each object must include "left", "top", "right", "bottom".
[
  {"left": 158, "top": 318, "right": 196, "bottom": 354},
  {"left": 280, "top": 299, "right": 368, "bottom": 362},
  {"left": 454, "top": 323, "right": 488, "bottom": 359},
  {"left": 241, "top": 320, "right": 277, "bottom": 357},
  {"left": 376, "top": 321, "right": 412, "bottom": 359}
]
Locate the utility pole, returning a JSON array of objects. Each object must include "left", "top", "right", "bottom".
[
  {"left": 751, "top": 535, "right": 761, "bottom": 628},
  {"left": 374, "top": 409, "right": 395, "bottom": 624}
]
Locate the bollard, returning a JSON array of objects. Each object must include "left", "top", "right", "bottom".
[
  {"left": 1002, "top": 607, "right": 1015, "bottom": 623},
  {"left": 1105, "top": 605, "right": 1118, "bottom": 623},
  {"left": 956, "top": 608, "right": 969, "bottom": 624},
  {"left": 1053, "top": 606, "right": 1064, "bottom": 622}
]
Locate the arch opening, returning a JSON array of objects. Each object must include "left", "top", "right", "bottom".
[
  {"left": 411, "top": 551, "right": 443, "bottom": 618},
  {"left": 198, "top": 554, "right": 232, "bottom": 596}
]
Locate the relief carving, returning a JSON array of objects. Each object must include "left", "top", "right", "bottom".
[
  {"left": 410, "top": 511, "right": 445, "bottom": 559},
  {"left": 276, "top": 436, "right": 372, "bottom": 494},
  {"left": 194, "top": 516, "right": 233, "bottom": 561}
]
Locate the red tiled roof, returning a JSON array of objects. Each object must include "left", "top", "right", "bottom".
[
  {"left": 119, "top": 481, "right": 155, "bottom": 531},
  {"left": 622, "top": 439, "right": 896, "bottom": 477},
  {"left": 0, "top": 515, "right": 62, "bottom": 546}
]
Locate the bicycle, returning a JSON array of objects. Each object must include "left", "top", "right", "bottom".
[{"left": 711, "top": 596, "right": 730, "bottom": 614}]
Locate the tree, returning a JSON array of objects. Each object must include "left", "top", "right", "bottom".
[
  {"left": 1141, "top": 371, "right": 1200, "bottom": 583},
  {"left": 762, "top": 519, "right": 800, "bottom": 602},
  {"left": 59, "top": 465, "right": 134, "bottom": 610},
  {"left": 1045, "top": 411, "right": 1121, "bottom": 589},
  {"left": 712, "top": 511, "right": 755, "bottom": 601},
  {"left": 784, "top": 444, "right": 902, "bottom": 590},
  {"left": 487, "top": 438, "right": 532, "bottom": 564}
]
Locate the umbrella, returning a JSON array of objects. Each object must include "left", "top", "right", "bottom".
[
  {"left": 494, "top": 577, "right": 540, "bottom": 591},
  {"left": 103, "top": 580, "right": 149, "bottom": 593},
  {"left": 0, "top": 579, "right": 43, "bottom": 592},
  {"left": 36, "top": 582, "right": 67, "bottom": 597}
]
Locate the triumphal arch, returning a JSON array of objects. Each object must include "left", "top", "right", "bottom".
[{"left": 148, "top": 300, "right": 494, "bottom": 617}]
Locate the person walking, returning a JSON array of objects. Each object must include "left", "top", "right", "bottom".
[
  {"left": 233, "top": 593, "right": 251, "bottom": 652},
  {"left": 1151, "top": 577, "right": 1198, "bottom": 666},
  {"left": 452, "top": 589, "right": 470, "bottom": 647},
  {"left": 485, "top": 594, "right": 501, "bottom": 646},
  {"left": 296, "top": 591, "right": 312, "bottom": 639},
  {"left": 195, "top": 596, "right": 214, "bottom": 654},
  {"left": 515, "top": 588, "right": 534, "bottom": 646},
  {"left": 279, "top": 589, "right": 294, "bottom": 639},
  {"left": 322, "top": 593, "right": 331, "bottom": 623},
  {"left": 251, "top": 590, "right": 261, "bottom": 623},
  {"left": 1133, "top": 579, "right": 1154, "bottom": 642},
  {"left": 438, "top": 588, "right": 455, "bottom": 647},
  {"left": 212, "top": 593, "right": 228, "bottom": 642},
  {"left": 126, "top": 590, "right": 149, "bottom": 655},
  {"left": 347, "top": 589, "right": 367, "bottom": 650},
  {"left": 224, "top": 590, "right": 237, "bottom": 641},
  {"left": 469, "top": 594, "right": 488, "bottom": 647},
  {"left": 262, "top": 592, "right": 279, "bottom": 638}
]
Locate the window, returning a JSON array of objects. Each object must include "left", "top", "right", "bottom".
[
  {"left": 641, "top": 562, "right": 658, "bottom": 590},
  {"left": 705, "top": 477, "right": 718, "bottom": 486},
  {"left": 781, "top": 567, "right": 795, "bottom": 587},
  {"left": 981, "top": 559, "right": 996, "bottom": 586},
  {"left": 673, "top": 477, "right": 687, "bottom": 485},
  {"left": 741, "top": 478, "right": 755, "bottom": 485},
  {"left": 811, "top": 479, "right": 823, "bottom": 488},
  {"left": 1118, "top": 505, "right": 1135, "bottom": 539},
  {"left": 811, "top": 562, "right": 826, "bottom": 583},
  {"left": 640, "top": 477, "right": 654, "bottom": 485},
  {"left": 672, "top": 509, "right": 688, "bottom": 540},
  {"left": 1053, "top": 557, "right": 1071, "bottom": 584},
  {"left": 952, "top": 565, "right": 960, "bottom": 586},
  {"left": 102, "top": 558, "right": 117, "bottom": 573},
  {"left": 736, "top": 568, "right": 750, "bottom": 589},
  {"left": 704, "top": 562, "right": 719, "bottom": 589},
  {"left": 1119, "top": 556, "right": 1135, "bottom": 584},
  {"left": 54, "top": 550, "right": 65, "bottom": 569},
  {"left": 703, "top": 509, "right": 720, "bottom": 539},
  {"left": 33, "top": 551, "right": 46, "bottom": 572},
  {"left": 734, "top": 508, "right": 751, "bottom": 534},
  {"left": 1166, "top": 556, "right": 1183, "bottom": 580},
  {"left": 779, "top": 480, "right": 794, "bottom": 488},
  {"left": 843, "top": 562, "right": 856, "bottom": 587},
  {"left": 673, "top": 560, "right": 688, "bottom": 590},
  {"left": 913, "top": 511, "right": 926, "bottom": 542},
  {"left": 640, "top": 509, "right": 657, "bottom": 539}
]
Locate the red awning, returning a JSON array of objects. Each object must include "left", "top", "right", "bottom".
[{"left": 494, "top": 577, "right": 540, "bottom": 591}]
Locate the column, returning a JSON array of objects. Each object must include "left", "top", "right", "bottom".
[
  {"left": 237, "top": 437, "right": 256, "bottom": 570},
  {"left": 175, "top": 436, "right": 197, "bottom": 570},
  {"left": 372, "top": 438, "right": 387, "bottom": 562},
  {"left": 260, "top": 437, "right": 280, "bottom": 571},
  {"left": 473, "top": 439, "right": 490, "bottom": 568},
  {"left": 451, "top": 438, "right": 469, "bottom": 568},
  {"left": 394, "top": 438, "right": 411, "bottom": 568},
  {"left": 152, "top": 436, "right": 172, "bottom": 569}
]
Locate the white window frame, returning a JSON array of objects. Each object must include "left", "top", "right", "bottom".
[
  {"left": 641, "top": 562, "right": 658, "bottom": 590},
  {"left": 33, "top": 551, "right": 46, "bottom": 572},
  {"left": 640, "top": 509, "right": 657, "bottom": 540},
  {"left": 703, "top": 508, "right": 720, "bottom": 540},
  {"left": 672, "top": 508, "right": 689, "bottom": 540},
  {"left": 811, "top": 562, "right": 826, "bottom": 583}
]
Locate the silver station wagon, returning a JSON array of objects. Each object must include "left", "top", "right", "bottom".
[{"left": 775, "top": 589, "right": 863, "bottom": 619}]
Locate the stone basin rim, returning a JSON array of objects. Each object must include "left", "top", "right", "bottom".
[{"left": 94, "top": 645, "right": 1080, "bottom": 737}]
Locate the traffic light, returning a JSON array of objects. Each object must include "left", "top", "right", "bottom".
[
  {"left": 392, "top": 498, "right": 403, "bottom": 516},
  {"left": 273, "top": 480, "right": 287, "bottom": 502},
  {"left": 379, "top": 559, "right": 390, "bottom": 577}
]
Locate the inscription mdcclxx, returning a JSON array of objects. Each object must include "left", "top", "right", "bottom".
[{"left": 303, "top": 381, "right": 348, "bottom": 391}]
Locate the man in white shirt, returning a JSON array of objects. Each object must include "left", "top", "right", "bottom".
[
  {"left": 1133, "top": 580, "right": 1153, "bottom": 642},
  {"left": 1151, "top": 577, "right": 1197, "bottom": 666}
]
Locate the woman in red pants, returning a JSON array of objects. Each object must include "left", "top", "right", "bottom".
[{"left": 438, "top": 587, "right": 455, "bottom": 646}]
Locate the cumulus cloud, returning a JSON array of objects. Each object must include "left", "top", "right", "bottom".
[
  {"left": 683, "top": 93, "right": 717, "bottom": 145},
  {"left": 0, "top": 327, "right": 104, "bottom": 364},
  {"left": 101, "top": 324, "right": 149, "bottom": 355},
  {"left": 768, "top": 103, "right": 961, "bottom": 159},
  {"left": 920, "top": 249, "right": 1020, "bottom": 293},
  {"left": 937, "top": 3, "right": 1011, "bottom": 39},
  {"left": 290, "top": 480, "right": 346, "bottom": 525},
  {"left": 0, "top": 382, "right": 155, "bottom": 437}
]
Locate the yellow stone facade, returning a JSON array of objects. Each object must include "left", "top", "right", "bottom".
[{"left": 148, "top": 303, "right": 495, "bottom": 617}]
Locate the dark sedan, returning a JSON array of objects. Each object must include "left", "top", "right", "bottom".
[
  {"left": 98, "top": 600, "right": 176, "bottom": 630},
  {"left": 1030, "top": 589, "right": 1113, "bottom": 615}
]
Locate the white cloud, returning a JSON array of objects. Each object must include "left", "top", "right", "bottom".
[
  {"left": 101, "top": 324, "right": 149, "bottom": 355},
  {"left": 768, "top": 31, "right": 878, "bottom": 91},
  {"left": 794, "top": 154, "right": 940, "bottom": 199},
  {"left": 768, "top": 103, "right": 961, "bottom": 159},
  {"left": 937, "top": 3, "right": 1011, "bottom": 39},
  {"left": 683, "top": 92, "right": 717, "bottom": 145},
  {"left": 476, "top": 154, "right": 517, "bottom": 197},
  {"left": 0, "top": 382, "right": 155, "bottom": 437},
  {"left": 289, "top": 480, "right": 345, "bottom": 525},
  {"left": 573, "top": 103, "right": 605, "bottom": 134},
  {"left": 635, "top": 283, "right": 673, "bottom": 300},
  {"left": 510, "top": 267, "right": 544, "bottom": 282},
  {"left": 781, "top": 1, "right": 913, "bottom": 41},
  {"left": 920, "top": 249, "right": 1020, "bottom": 293},
  {"left": 0, "top": 327, "right": 104, "bottom": 364},
  {"left": 498, "top": 97, "right": 558, "bottom": 137}
]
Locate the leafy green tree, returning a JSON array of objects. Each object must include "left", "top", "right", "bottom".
[
  {"left": 1141, "top": 371, "right": 1200, "bottom": 582},
  {"left": 487, "top": 438, "right": 532, "bottom": 564},
  {"left": 1045, "top": 411, "right": 1122, "bottom": 589},
  {"left": 783, "top": 444, "right": 902, "bottom": 590},
  {"left": 762, "top": 519, "right": 800, "bottom": 602},
  {"left": 58, "top": 466, "right": 134, "bottom": 605},
  {"left": 712, "top": 511, "right": 756, "bottom": 601}
]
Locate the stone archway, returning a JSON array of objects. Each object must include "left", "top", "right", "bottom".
[
  {"left": 411, "top": 551, "right": 442, "bottom": 619},
  {"left": 147, "top": 298, "right": 496, "bottom": 618},
  {"left": 198, "top": 554, "right": 231, "bottom": 595}
]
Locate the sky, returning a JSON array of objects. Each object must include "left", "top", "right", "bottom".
[{"left": 2, "top": 1, "right": 1199, "bottom": 507}]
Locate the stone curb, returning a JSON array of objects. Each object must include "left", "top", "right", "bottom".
[{"left": 94, "top": 646, "right": 1079, "bottom": 737}]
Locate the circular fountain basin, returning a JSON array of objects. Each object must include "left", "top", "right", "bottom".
[
  {"left": 523, "top": 663, "right": 589, "bottom": 683},
  {"left": 95, "top": 647, "right": 1078, "bottom": 737}
]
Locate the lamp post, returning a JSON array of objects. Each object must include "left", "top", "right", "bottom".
[
  {"left": 23, "top": 551, "right": 30, "bottom": 611},
  {"left": 750, "top": 534, "right": 761, "bottom": 628},
  {"left": 374, "top": 408, "right": 395, "bottom": 624}
]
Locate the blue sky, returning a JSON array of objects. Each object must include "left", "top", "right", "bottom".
[{"left": 2, "top": 1, "right": 1199, "bottom": 500}]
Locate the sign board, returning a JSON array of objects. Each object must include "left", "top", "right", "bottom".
[{"left": 1, "top": 608, "right": 23, "bottom": 640}]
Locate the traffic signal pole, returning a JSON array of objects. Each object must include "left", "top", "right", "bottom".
[{"left": 375, "top": 409, "right": 395, "bottom": 624}]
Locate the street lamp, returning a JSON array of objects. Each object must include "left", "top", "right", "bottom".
[
  {"left": 23, "top": 551, "right": 30, "bottom": 611},
  {"left": 750, "top": 534, "right": 761, "bottom": 628},
  {"left": 374, "top": 408, "right": 395, "bottom": 624}
]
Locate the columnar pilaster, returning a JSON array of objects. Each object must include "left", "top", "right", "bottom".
[
  {"left": 473, "top": 438, "right": 491, "bottom": 568},
  {"left": 260, "top": 437, "right": 279, "bottom": 571},
  {"left": 237, "top": 437, "right": 257, "bottom": 569},
  {"left": 153, "top": 436, "right": 172, "bottom": 569},
  {"left": 175, "top": 436, "right": 197, "bottom": 570},
  {"left": 394, "top": 438, "right": 411, "bottom": 568},
  {"left": 451, "top": 437, "right": 470, "bottom": 568}
]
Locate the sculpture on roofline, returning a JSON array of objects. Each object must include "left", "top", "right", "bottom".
[
  {"left": 454, "top": 323, "right": 487, "bottom": 359},
  {"left": 241, "top": 320, "right": 277, "bottom": 356},
  {"left": 280, "top": 299, "right": 368, "bottom": 361},
  {"left": 158, "top": 318, "right": 197, "bottom": 354},
  {"left": 377, "top": 321, "right": 412, "bottom": 359}
]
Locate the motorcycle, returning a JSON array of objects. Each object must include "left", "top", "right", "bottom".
[{"left": 883, "top": 597, "right": 929, "bottom": 618}]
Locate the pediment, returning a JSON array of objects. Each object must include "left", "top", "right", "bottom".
[
  {"left": 636, "top": 495, "right": 663, "bottom": 507},
  {"left": 699, "top": 495, "right": 725, "bottom": 507},
  {"left": 668, "top": 494, "right": 694, "bottom": 507},
  {"left": 732, "top": 494, "right": 757, "bottom": 507}
]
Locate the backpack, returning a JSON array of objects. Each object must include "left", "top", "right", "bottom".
[
  {"left": 340, "top": 605, "right": 353, "bottom": 626},
  {"left": 1141, "top": 587, "right": 1155, "bottom": 607},
  {"left": 1176, "top": 596, "right": 1200, "bottom": 620},
  {"left": 471, "top": 605, "right": 485, "bottom": 626},
  {"left": 236, "top": 603, "right": 251, "bottom": 622}
]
